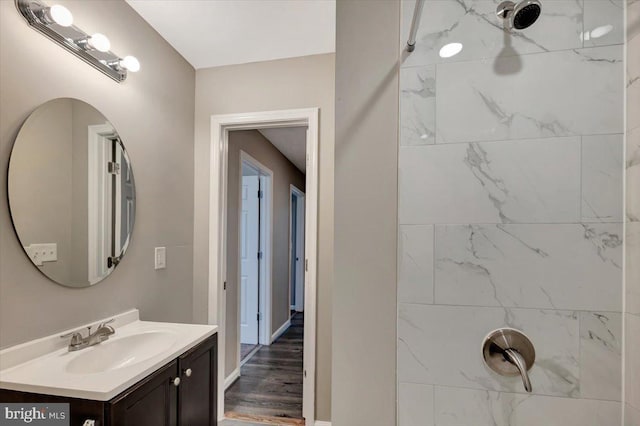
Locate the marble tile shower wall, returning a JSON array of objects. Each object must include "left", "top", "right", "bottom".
[
  {"left": 625, "top": 1, "right": 640, "bottom": 425},
  {"left": 397, "top": 1, "right": 626, "bottom": 425}
]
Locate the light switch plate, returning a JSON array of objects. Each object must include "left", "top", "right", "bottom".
[{"left": 155, "top": 247, "right": 166, "bottom": 270}]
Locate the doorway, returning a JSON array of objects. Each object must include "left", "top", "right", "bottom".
[
  {"left": 225, "top": 130, "right": 306, "bottom": 422},
  {"left": 209, "top": 108, "right": 319, "bottom": 425}
]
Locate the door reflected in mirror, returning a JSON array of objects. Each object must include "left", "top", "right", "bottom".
[{"left": 8, "top": 98, "right": 136, "bottom": 287}]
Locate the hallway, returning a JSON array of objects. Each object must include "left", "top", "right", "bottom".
[{"left": 225, "top": 313, "right": 304, "bottom": 422}]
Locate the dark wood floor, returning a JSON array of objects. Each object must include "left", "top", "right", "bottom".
[{"left": 225, "top": 313, "right": 303, "bottom": 420}]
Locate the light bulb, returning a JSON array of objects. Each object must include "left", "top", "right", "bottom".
[
  {"left": 87, "top": 33, "right": 111, "bottom": 52},
  {"left": 47, "top": 4, "right": 73, "bottom": 27},
  {"left": 439, "top": 42, "right": 463, "bottom": 58},
  {"left": 120, "top": 56, "right": 140, "bottom": 73}
]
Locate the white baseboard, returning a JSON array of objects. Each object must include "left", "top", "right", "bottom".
[
  {"left": 270, "top": 318, "right": 291, "bottom": 344},
  {"left": 224, "top": 367, "right": 240, "bottom": 390},
  {"left": 240, "top": 344, "right": 261, "bottom": 367},
  {"left": 315, "top": 421, "right": 332, "bottom": 426}
]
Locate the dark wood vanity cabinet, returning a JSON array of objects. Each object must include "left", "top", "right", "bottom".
[
  {"left": 0, "top": 334, "right": 217, "bottom": 426},
  {"left": 177, "top": 335, "right": 217, "bottom": 425},
  {"left": 109, "top": 360, "right": 178, "bottom": 426}
]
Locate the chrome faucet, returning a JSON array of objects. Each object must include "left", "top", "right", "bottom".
[
  {"left": 482, "top": 328, "right": 536, "bottom": 393},
  {"left": 501, "top": 347, "right": 533, "bottom": 392},
  {"left": 61, "top": 319, "right": 115, "bottom": 352}
]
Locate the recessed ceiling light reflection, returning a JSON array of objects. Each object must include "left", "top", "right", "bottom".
[
  {"left": 439, "top": 42, "right": 463, "bottom": 58},
  {"left": 581, "top": 24, "right": 613, "bottom": 41},
  {"left": 591, "top": 25, "right": 613, "bottom": 39}
]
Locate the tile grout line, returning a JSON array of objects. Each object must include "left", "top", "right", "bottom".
[
  {"left": 399, "top": 222, "right": 624, "bottom": 226},
  {"left": 398, "top": 301, "right": 625, "bottom": 314},
  {"left": 399, "top": 133, "right": 625, "bottom": 149},
  {"left": 432, "top": 225, "right": 436, "bottom": 305},
  {"left": 580, "top": 136, "right": 584, "bottom": 222},
  {"left": 400, "top": 43, "right": 625, "bottom": 70},
  {"left": 397, "top": 380, "right": 623, "bottom": 404}
]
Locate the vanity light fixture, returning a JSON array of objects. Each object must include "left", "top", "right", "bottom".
[{"left": 15, "top": 0, "right": 140, "bottom": 82}]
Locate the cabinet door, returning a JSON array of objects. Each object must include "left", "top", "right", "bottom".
[
  {"left": 178, "top": 335, "right": 217, "bottom": 426},
  {"left": 109, "top": 360, "right": 179, "bottom": 426}
]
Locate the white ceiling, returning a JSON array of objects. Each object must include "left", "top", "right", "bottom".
[
  {"left": 125, "top": 0, "right": 336, "bottom": 69},
  {"left": 259, "top": 127, "right": 307, "bottom": 173}
]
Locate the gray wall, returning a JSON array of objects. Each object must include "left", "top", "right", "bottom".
[
  {"left": 625, "top": 0, "right": 640, "bottom": 424},
  {"left": 333, "top": 1, "right": 399, "bottom": 425},
  {"left": 397, "top": 1, "right": 624, "bottom": 424},
  {"left": 193, "top": 53, "right": 334, "bottom": 421},
  {"left": 0, "top": 0, "right": 195, "bottom": 348},
  {"left": 225, "top": 129, "right": 305, "bottom": 377}
]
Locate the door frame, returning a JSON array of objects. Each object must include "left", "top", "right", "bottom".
[
  {"left": 208, "top": 108, "right": 319, "bottom": 425},
  {"left": 87, "top": 123, "right": 116, "bottom": 284},
  {"left": 289, "top": 184, "right": 305, "bottom": 313},
  {"left": 238, "top": 151, "right": 273, "bottom": 353}
]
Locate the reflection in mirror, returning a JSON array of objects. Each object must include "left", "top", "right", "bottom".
[{"left": 8, "top": 98, "right": 136, "bottom": 288}]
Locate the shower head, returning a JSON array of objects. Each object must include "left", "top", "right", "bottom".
[{"left": 496, "top": 0, "right": 542, "bottom": 30}]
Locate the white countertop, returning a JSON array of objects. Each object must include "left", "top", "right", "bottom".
[{"left": 0, "top": 311, "right": 217, "bottom": 401}]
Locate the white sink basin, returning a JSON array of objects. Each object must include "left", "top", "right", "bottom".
[
  {"left": 65, "top": 331, "right": 178, "bottom": 374},
  {"left": 0, "top": 313, "right": 217, "bottom": 401}
]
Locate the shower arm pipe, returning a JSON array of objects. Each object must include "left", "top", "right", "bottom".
[{"left": 406, "top": 0, "right": 426, "bottom": 52}]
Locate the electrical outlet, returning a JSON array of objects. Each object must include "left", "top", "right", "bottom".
[
  {"left": 24, "top": 243, "right": 57, "bottom": 266},
  {"left": 155, "top": 247, "right": 166, "bottom": 270}
]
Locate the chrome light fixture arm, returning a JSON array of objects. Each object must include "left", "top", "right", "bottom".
[{"left": 15, "top": 0, "right": 139, "bottom": 82}]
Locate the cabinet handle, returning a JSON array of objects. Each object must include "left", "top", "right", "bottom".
[
  {"left": 184, "top": 368, "right": 192, "bottom": 377},
  {"left": 172, "top": 377, "right": 181, "bottom": 387}
]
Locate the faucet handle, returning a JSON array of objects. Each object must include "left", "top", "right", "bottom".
[
  {"left": 98, "top": 318, "right": 115, "bottom": 328},
  {"left": 503, "top": 348, "right": 533, "bottom": 392},
  {"left": 60, "top": 331, "right": 84, "bottom": 346},
  {"left": 97, "top": 318, "right": 116, "bottom": 337}
]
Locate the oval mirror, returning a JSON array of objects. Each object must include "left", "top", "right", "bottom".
[{"left": 8, "top": 98, "right": 136, "bottom": 287}]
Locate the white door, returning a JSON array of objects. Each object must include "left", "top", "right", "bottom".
[
  {"left": 295, "top": 194, "right": 305, "bottom": 312},
  {"left": 240, "top": 175, "right": 260, "bottom": 344}
]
